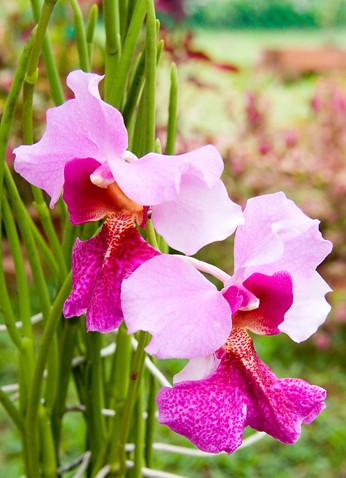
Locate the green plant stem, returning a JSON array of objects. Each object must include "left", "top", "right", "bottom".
[
  {"left": 69, "top": 0, "right": 90, "bottom": 71},
  {"left": 86, "top": 3, "right": 99, "bottom": 61},
  {"left": 0, "top": 389, "right": 25, "bottom": 433},
  {"left": 44, "top": 335, "right": 60, "bottom": 412},
  {"left": 19, "top": 337, "right": 36, "bottom": 415},
  {"left": 31, "top": 218, "right": 60, "bottom": 277},
  {"left": 143, "top": 0, "right": 157, "bottom": 153},
  {"left": 107, "top": 325, "right": 132, "bottom": 412},
  {"left": 38, "top": 404, "right": 58, "bottom": 478},
  {"left": 2, "top": 195, "right": 32, "bottom": 339},
  {"left": 0, "top": 30, "right": 34, "bottom": 204},
  {"left": 122, "top": 49, "right": 146, "bottom": 127},
  {"left": 24, "top": 272, "right": 71, "bottom": 478},
  {"left": 96, "top": 326, "right": 131, "bottom": 475},
  {"left": 123, "top": 39, "right": 163, "bottom": 128},
  {"left": 51, "top": 317, "right": 79, "bottom": 449},
  {"left": 4, "top": 166, "right": 51, "bottom": 319},
  {"left": 31, "top": 187, "right": 68, "bottom": 282},
  {"left": 86, "top": 332, "right": 106, "bottom": 474},
  {"left": 0, "top": 246, "right": 23, "bottom": 350},
  {"left": 106, "top": 0, "right": 147, "bottom": 108},
  {"left": 110, "top": 331, "right": 149, "bottom": 477},
  {"left": 144, "top": 367, "right": 157, "bottom": 467},
  {"left": 131, "top": 91, "right": 145, "bottom": 155},
  {"left": 25, "top": 0, "right": 59, "bottom": 114},
  {"left": 0, "top": 38, "right": 34, "bottom": 353},
  {"left": 22, "top": 0, "right": 68, "bottom": 286},
  {"left": 29, "top": 0, "right": 64, "bottom": 105},
  {"left": 103, "top": 0, "right": 122, "bottom": 100},
  {"left": 131, "top": 379, "right": 145, "bottom": 477},
  {"left": 118, "top": 0, "right": 129, "bottom": 39},
  {"left": 165, "top": 63, "right": 179, "bottom": 155},
  {"left": 145, "top": 219, "right": 159, "bottom": 250}
]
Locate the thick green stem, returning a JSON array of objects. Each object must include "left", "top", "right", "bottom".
[
  {"left": 86, "top": 3, "right": 99, "bottom": 61},
  {"left": 143, "top": 0, "right": 157, "bottom": 153},
  {"left": 51, "top": 317, "right": 79, "bottom": 449},
  {"left": 131, "top": 379, "right": 145, "bottom": 477},
  {"left": 122, "top": 49, "right": 146, "bottom": 127},
  {"left": 109, "top": 331, "right": 149, "bottom": 476},
  {"left": 31, "top": 217, "right": 60, "bottom": 277},
  {"left": 2, "top": 195, "right": 32, "bottom": 339},
  {"left": 4, "top": 167, "right": 51, "bottom": 320},
  {"left": 86, "top": 332, "right": 106, "bottom": 475},
  {"left": 24, "top": 272, "right": 71, "bottom": 478},
  {"left": 69, "top": 0, "right": 90, "bottom": 71},
  {"left": 123, "top": 39, "right": 163, "bottom": 128},
  {"left": 18, "top": 337, "right": 36, "bottom": 415},
  {"left": 0, "top": 388, "right": 25, "bottom": 433},
  {"left": 0, "top": 30, "right": 34, "bottom": 203},
  {"left": 106, "top": 0, "right": 146, "bottom": 108},
  {"left": 144, "top": 367, "right": 157, "bottom": 468},
  {"left": 0, "top": 238, "right": 23, "bottom": 350},
  {"left": 103, "top": 0, "right": 122, "bottom": 100},
  {"left": 118, "top": 0, "right": 129, "bottom": 39},
  {"left": 97, "top": 325, "right": 131, "bottom": 475},
  {"left": 31, "top": 187, "right": 68, "bottom": 282},
  {"left": 165, "top": 63, "right": 179, "bottom": 155},
  {"left": 23, "top": 0, "right": 67, "bottom": 286},
  {"left": 145, "top": 219, "right": 159, "bottom": 250},
  {"left": 29, "top": 0, "right": 64, "bottom": 105},
  {"left": 38, "top": 404, "right": 58, "bottom": 478}
]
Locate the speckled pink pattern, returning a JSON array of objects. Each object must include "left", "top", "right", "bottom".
[
  {"left": 157, "top": 328, "right": 326, "bottom": 454},
  {"left": 63, "top": 214, "right": 159, "bottom": 332}
]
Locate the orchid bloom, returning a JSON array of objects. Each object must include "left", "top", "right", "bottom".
[
  {"left": 13, "top": 70, "right": 243, "bottom": 255},
  {"left": 121, "top": 192, "right": 332, "bottom": 453},
  {"left": 13, "top": 70, "right": 243, "bottom": 332}
]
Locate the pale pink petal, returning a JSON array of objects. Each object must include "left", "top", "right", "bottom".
[
  {"left": 121, "top": 255, "right": 232, "bottom": 359},
  {"left": 14, "top": 100, "right": 96, "bottom": 207},
  {"left": 151, "top": 177, "right": 244, "bottom": 255},
  {"left": 279, "top": 272, "right": 332, "bottom": 342},
  {"left": 157, "top": 329, "right": 326, "bottom": 454},
  {"left": 173, "top": 355, "right": 221, "bottom": 384},
  {"left": 112, "top": 145, "right": 224, "bottom": 206},
  {"left": 234, "top": 193, "right": 333, "bottom": 293},
  {"left": 63, "top": 214, "right": 159, "bottom": 332},
  {"left": 14, "top": 70, "right": 127, "bottom": 207},
  {"left": 66, "top": 70, "right": 128, "bottom": 160},
  {"left": 230, "top": 272, "right": 293, "bottom": 335},
  {"left": 63, "top": 157, "right": 143, "bottom": 225}
]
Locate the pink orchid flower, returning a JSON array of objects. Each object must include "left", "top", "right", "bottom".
[
  {"left": 121, "top": 192, "right": 332, "bottom": 452},
  {"left": 13, "top": 70, "right": 243, "bottom": 332},
  {"left": 13, "top": 70, "right": 243, "bottom": 256}
]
